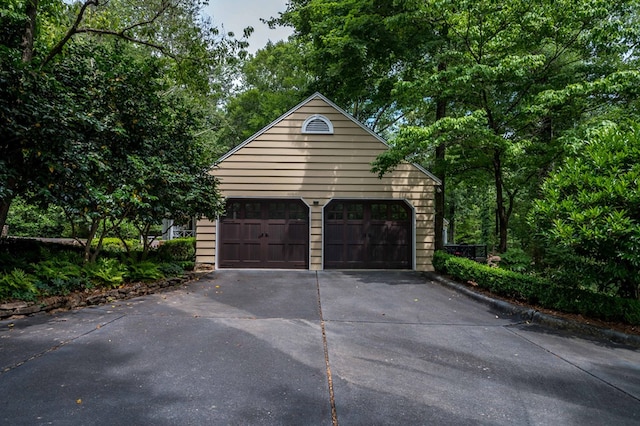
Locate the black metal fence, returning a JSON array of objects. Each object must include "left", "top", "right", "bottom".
[{"left": 444, "top": 244, "right": 488, "bottom": 262}]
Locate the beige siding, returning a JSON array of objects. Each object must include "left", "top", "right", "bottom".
[{"left": 196, "top": 95, "right": 438, "bottom": 271}]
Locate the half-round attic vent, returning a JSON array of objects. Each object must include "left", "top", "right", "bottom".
[{"left": 302, "top": 115, "right": 334, "bottom": 134}]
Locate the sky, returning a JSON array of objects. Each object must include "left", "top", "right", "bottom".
[{"left": 205, "top": 1, "right": 293, "bottom": 53}]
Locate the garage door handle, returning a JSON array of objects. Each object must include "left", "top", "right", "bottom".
[{"left": 258, "top": 233, "right": 269, "bottom": 238}]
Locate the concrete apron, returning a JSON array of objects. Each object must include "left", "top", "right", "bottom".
[{"left": 0, "top": 270, "right": 639, "bottom": 426}]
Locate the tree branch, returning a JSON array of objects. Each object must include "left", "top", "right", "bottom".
[
  {"left": 120, "top": 1, "right": 172, "bottom": 34},
  {"left": 40, "top": 0, "right": 99, "bottom": 68},
  {"left": 40, "top": 1, "right": 178, "bottom": 69},
  {"left": 74, "top": 27, "right": 177, "bottom": 58}
]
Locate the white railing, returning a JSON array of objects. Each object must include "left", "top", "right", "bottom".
[{"left": 171, "top": 229, "right": 195, "bottom": 239}]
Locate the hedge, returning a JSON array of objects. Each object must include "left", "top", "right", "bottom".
[
  {"left": 432, "top": 251, "right": 640, "bottom": 325},
  {"left": 157, "top": 237, "right": 196, "bottom": 262}
]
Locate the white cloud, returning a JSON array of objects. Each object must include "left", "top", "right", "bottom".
[{"left": 205, "top": 0, "right": 293, "bottom": 53}]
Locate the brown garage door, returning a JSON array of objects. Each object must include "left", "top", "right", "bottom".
[
  {"left": 219, "top": 199, "right": 309, "bottom": 269},
  {"left": 324, "top": 200, "right": 412, "bottom": 269}
]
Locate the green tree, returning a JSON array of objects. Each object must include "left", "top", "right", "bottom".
[
  {"left": 368, "top": 0, "right": 640, "bottom": 252},
  {"left": 530, "top": 122, "right": 640, "bottom": 299},
  {"left": 221, "top": 40, "right": 313, "bottom": 148},
  {"left": 37, "top": 41, "right": 223, "bottom": 262},
  {"left": 1, "top": 0, "right": 242, "bottom": 233},
  {"left": 274, "top": 0, "right": 412, "bottom": 133}
]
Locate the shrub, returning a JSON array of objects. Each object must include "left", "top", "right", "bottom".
[
  {"left": 157, "top": 237, "right": 195, "bottom": 262},
  {"left": 0, "top": 238, "right": 41, "bottom": 272},
  {"left": 36, "top": 276, "right": 89, "bottom": 296},
  {"left": 33, "top": 259, "right": 84, "bottom": 282},
  {"left": 0, "top": 269, "right": 39, "bottom": 301},
  {"left": 529, "top": 122, "right": 640, "bottom": 299},
  {"left": 87, "top": 258, "right": 126, "bottom": 287},
  {"left": 4, "top": 198, "right": 67, "bottom": 237},
  {"left": 92, "top": 238, "right": 141, "bottom": 253},
  {"left": 158, "top": 262, "right": 187, "bottom": 278},
  {"left": 433, "top": 251, "right": 640, "bottom": 325},
  {"left": 179, "top": 261, "right": 195, "bottom": 271},
  {"left": 125, "top": 261, "right": 164, "bottom": 282},
  {"left": 498, "top": 248, "right": 532, "bottom": 273}
]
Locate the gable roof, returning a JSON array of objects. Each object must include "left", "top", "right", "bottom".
[{"left": 217, "top": 92, "right": 441, "bottom": 185}]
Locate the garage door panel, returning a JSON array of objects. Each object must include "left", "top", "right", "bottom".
[
  {"left": 219, "top": 199, "right": 309, "bottom": 269},
  {"left": 222, "top": 223, "right": 241, "bottom": 239},
  {"left": 324, "top": 200, "right": 411, "bottom": 269},
  {"left": 219, "top": 243, "right": 239, "bottom": 261},
  {"left": 266, "top": 223, "right": 285, "bottom": 239},
  {"left": 288, "top": 222, "right": 308, "bottom": 240},
  {"left": 267, "top": 244, "right": 285, "bottom": 261},
  {"left": 242, "top": 223, "right": 262, "bottom": 240},
  {"left": 346, "top": 244, "right": 365, "bottom": 262},
  {"left": 346, "top": 225, "right": 365, "bottom": 241},
  {"left": 325, "top": 224, "right": 343, "bottom": 242}
]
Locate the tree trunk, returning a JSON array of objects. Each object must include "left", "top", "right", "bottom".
[
  {"left": 493, "top": 150, "right": 508, "bottom": 253},
  {"left": 0, "top": 198, "right": 12, "bottom": 236},
  {"left": 434, "top": 143, "right": 445, "bottom": 251},
  {"left": 448, "top": 196, "right": 456, "bottom": 244},
  {"left": 84, "top": 219, "right": 100, "bottom": 263},
  {"left": 433, "top": 62, "right": 447, "bottom": 251},
  {"left": 21, "top": 0, "right": 39, "bottom": 63}
]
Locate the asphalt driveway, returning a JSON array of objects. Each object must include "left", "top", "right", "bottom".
[{"left": 1, "top": 270, "right": 639, "bottom": 425}]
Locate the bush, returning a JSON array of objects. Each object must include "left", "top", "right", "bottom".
[
  {"left": 36, "top": 276, "right": 89, "bottom": 297},
  {"left": 498, "top": 248, "right": 532, "bottom": 273},
  {"left": 5, "top": 198, "right": 67, "bottom": 237},
  {"left": 33, "top": 259, "right": 83, "bottom": 282},
  {"left": 0, "top": 269, "right": 39, "bottom": 301},
  {"left": 158, "top": 262, "right": 187, "bottom": 277},
  {"left": 529, "top": 122, "right": 640, "bottom": 299},
  {"left": 87, "top": 258, "right": 127, "bottom": 287},
  {"left": 125, "top": 261, "right": 164, "bottom": 282},
  {"left": 92, "top": 238, "right": 141, "bottom": 253},
  {"left": 433, "top": 251, "right": 640, "bottom": 325},
  {"left": 157, "top": 237, "right": 195, "bottom": 261}
]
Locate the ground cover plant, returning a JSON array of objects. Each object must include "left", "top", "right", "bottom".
[{"left": 0, "top": 238, "right": 196, "bottom": 303}]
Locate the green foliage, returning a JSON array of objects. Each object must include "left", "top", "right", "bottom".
[
  {"left": 158, "top": 262, "right": 187, "bottom": 278},
  {"left": 179, "top": 261, "right": 195, "bottom": 272},
  {"left": 433, "top": 251, "right": 640, "bottom": 325},
  {"left": 530, "top": 122, "right": 640, "bottom": 299},
  {"left": 5, "top": 197, "right": 68, "bottom": 237},
  {"left": 0, "top": 268, "right": 38, "bottom": 301},
  {"left": 498, "top": 248, "right": 532, "bottom": 273},
  {"left": 93, "top": 238, "right": 141, "bottom": 253},
  {"left": 278, "top": 0, "right": 640, "bottom": 254},
  {"left": 1, "top": 0, "right": 234, "bottom": 254},
  {"left": 36, "top": 276, "right": 88, "bottom": 297},
  {"left": 0, "top": 239, "right": 190, "bottom": 302},
  {"left": 125, "top": 261, "right": 164, "bottom": 282},
  {"left": 33, "top": 258, "right": 83, "bottom": 282},
  {"left": 221, "top": 41, "right": 314, "bottom": 147},
  {"left": 87, "top": 258, "right": 126, "bottom": 288},
  {"left": 157, "top": 237, "right": 196, "bottom": 262}
]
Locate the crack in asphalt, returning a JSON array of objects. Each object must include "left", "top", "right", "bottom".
[
  {"left": 506, "top": 327, "right": 640, "bottom": 404},
  {"left": 315, "top": 271, "right": 338, "bottom": 426},
  {"left": 0, "top": 314, "right": 126, "bottom": 375}
]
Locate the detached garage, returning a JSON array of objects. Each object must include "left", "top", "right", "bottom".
[{"left": 196, "top": 93, "right": 440, "bottom": 271}]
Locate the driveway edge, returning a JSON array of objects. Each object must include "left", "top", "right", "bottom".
[{"left": 425, "top": 272, "right": 640, "bottom": 349}]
